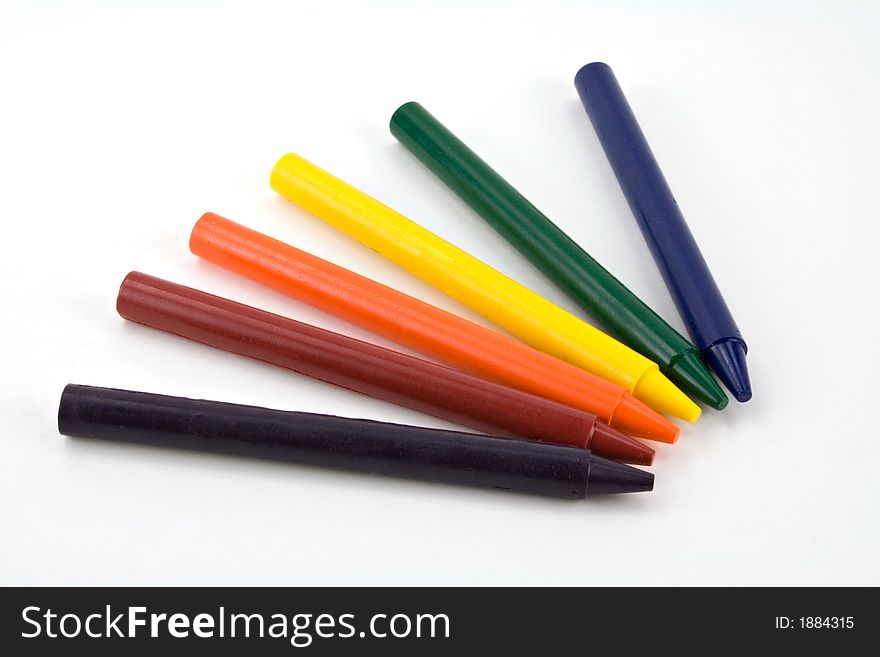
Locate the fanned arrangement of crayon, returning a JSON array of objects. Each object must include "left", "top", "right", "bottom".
[{"left": 58, "top": 63, "right": 751, "bottom": 500}]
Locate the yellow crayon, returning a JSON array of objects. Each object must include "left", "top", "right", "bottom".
[{"left": 270, "top": 153, "right": 700, "bottom": 422}]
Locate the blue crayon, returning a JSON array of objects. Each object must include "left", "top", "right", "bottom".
[{"left": 574, "top": 63, "right": 751, "bottom": 402}]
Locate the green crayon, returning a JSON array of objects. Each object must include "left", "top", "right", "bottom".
[{"left": 390, "top": 101, "right": 727, "bottom": 410}]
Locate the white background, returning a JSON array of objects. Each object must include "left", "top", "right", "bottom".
[{"left": 1, "top": 0, "right": 877, "bottom": 586}]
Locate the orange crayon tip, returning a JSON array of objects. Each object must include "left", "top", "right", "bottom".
[{"left": 610, "top": 394, "right": 680, "bottom": 444}]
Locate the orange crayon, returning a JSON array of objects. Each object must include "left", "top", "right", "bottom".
[{"left": 190, "top": 212, "right": 679, "bottom": 443}]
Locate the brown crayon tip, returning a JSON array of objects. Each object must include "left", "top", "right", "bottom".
[{"left": 589, "top": 421, "right": 655, "bottom": 466}]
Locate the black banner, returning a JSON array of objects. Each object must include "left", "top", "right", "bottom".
[{"left": 0, "top": 587, "right": 872, "bottom": 654}]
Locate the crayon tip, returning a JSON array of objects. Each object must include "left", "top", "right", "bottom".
[
  {"left": 589, "top": 422, "right": 655, "bottom": 466},
  {"left": 609, "top": 394, "right": 680, "bottom": 444},
  {"left": 704, "top": 339, "right": 751, "bottom": 402},
  {"left": 667, "top": 350, "right": 729, "bottom": 410},
  {"left": 587, "top": 454, "right": 654, "bottom": 495},
  {"left": 632, "top": 368, "right": 701, "bottom": 423}
]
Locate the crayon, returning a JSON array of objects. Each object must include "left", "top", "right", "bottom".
[
  {"left": 270, "top": 153, "right": 701, "bottom": 422},
  {"left": 58, "top": 385, "right": 654, "bottom": 498},
  {"left": 190, "top": 212, "right": 678, "bottom": 443},
  {"left": 116, "top": 272, "right": 654, "bottom": 464},
  {"left": 389, "top": 101, "right": 728, "bottom": 410},
  {"left": 575, "top": 63, "right": 751, "bottom": 402}
]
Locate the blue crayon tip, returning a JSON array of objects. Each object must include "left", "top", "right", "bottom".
[{"left": 704, "top": 340, "right": 751, "bottom": 402}]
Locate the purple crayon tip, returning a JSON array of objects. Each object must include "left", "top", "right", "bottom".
[{"left": 587, "top": 455, "right": 654, "bottom": 495}]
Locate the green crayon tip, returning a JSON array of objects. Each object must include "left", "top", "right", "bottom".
[{"left": 667, "top": 349, "right": 729, "bottom": 410}]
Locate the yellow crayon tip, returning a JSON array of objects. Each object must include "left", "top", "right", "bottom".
[{"left": 632, "top": 367, "right": 701, "bottom": 422}]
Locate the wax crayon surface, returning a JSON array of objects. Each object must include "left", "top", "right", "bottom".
[{"left": 59, "top": 385, "right": 654, "bottom": 498}]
